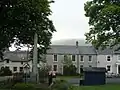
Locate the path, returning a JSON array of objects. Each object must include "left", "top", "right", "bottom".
[{"left": 67, "top": 78, "right": 120, "bottom": 86}]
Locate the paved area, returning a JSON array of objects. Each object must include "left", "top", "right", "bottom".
[
  {"left": 106, "top": 78, "right": 120, "bottom": 84},
  {"left": 67, "top": 78, "right": 120, "bottom": 85}
]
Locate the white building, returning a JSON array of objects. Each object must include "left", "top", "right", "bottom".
[
  {"left": 0, "top": 50, "right": 32, "bottom": 73},
  {"left": 0, "top": 42, "right": 120, "bottom": 75},
  {"left": 97, "top": 47, "right": 120, "bottom": 74}
]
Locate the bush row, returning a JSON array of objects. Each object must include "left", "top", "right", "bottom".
[
  {"left": 0, "top": 79, "right": 73, "bottom": 90},
  {"left": 51, "top": 80, "right": 74, "bottom": 90}
]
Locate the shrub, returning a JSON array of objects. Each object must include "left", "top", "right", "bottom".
[
  {"left": 0, "top": 79, "right": 15, "bottom": 89},
  {"left": 56, "top": 73, "right": 63, "bottom": 76},
  {"left": 13, "top": 83, "right": 35, "bottom": 90},
  {"left": 51, "top": 80, "right": 73, "bottom": 90},
  {"left": 12, "top": 72, "right": 24, "bottom": 84},
  {"left": 63, "top": 65, "right": 77, "bottom": 76},
  {"left": 38, "top": 64, "right": 51, "bottom": 83},
  {"left": 0, "top": 67, "right": 12, "bottom": 76}
]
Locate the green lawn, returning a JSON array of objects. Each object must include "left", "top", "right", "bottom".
[
  {"left": 73, "top": 84, "right": 120, "bottom": 90},
  {"left": 56, "top": 76, "right": 80, "bottom": 80}
]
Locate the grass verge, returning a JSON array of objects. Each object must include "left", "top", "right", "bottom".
[{"left": 56, "top": 76, "right": 80, "bottom": 81}]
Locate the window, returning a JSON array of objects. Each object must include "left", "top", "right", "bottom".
[
  {"left": 53, "top": 65, "right": 58, "bottom": 71},
  {"left": 106, "top": 65, "right": 111, "bottom": 71},
  {"left": 13, "top": 67, "right": 17, "bottom": 71},
  {"left": 80, "top": 56, "right": 84, "bottom": 61},
  {"left": 107, "top": 56, "right": 111, "bottom": 61},
  {"left": 54, "top": 55, "right": 57, "bottom": 62},
  {"left": 19, "top": 67, "right": 23, "bottom": 72},
  {"left": 6, "top": 59, "right": 9, "bottom": 63},
  {"left": 89, "top": 56, "right": 92, "bottom": 62},
  {"left": 64, "top": 55, "right": 67, "bottom": 60},
  {"left": 72, "top": 55, "right": 75, "bottom": 61}
]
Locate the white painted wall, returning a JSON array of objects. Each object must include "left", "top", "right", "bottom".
[
  {"left": 0, "top": 60, "right": 32, "bottom": 73},
  {"left": 97, "top": 54, "right": 118, "bottom": 74},
  {"left": 1, "top": 53, "right": 120, "bottom": 74}
]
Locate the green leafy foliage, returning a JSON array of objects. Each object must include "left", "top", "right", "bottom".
[
  {"left": 62, "top": 55, "right": 77, "bottom": 76},
  {"left": 13, "top": 83, "right": 35, "bottom": 90},
  {"left": 84, "top": 0, "right": 120, "bottom": 50},
  {"left": 29, "top": 47, "right": 47, "bottom": 63},
  {"left": 51, "top": 80, "right": 73, "bottom": 90},
  {"left": 62, "top": 55, "right": 73, "bottom": 67},
  {"left": 63, "top": 65, "right": 77, "bottom": 76},
  {"left": 38, "top": 64, "right": 51, "bottom": 83},
  {"left": 0, "top": 0, "right": 56, "bottom": 58},
  {"left": 12, "top": 72, "right": 24, "bottom": 84},
  {"left": 0, "top": 66, "right": 12, "bottom": 76}
]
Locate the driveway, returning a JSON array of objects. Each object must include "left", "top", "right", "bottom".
[
  {"left": 67, "top": 78, "right": 120, "bottom": 85},
  {"left": 106, "top": 78, "right": 120, "bottom": 84}
]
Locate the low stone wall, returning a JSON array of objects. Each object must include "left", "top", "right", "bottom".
[{"left": 0, "top": 76, "right": 13, "bottom": 82}]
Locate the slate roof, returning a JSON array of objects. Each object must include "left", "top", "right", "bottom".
[
  {"left": 47, "top": 45, "right": 77, "bottom": 54},
  {"left": 97, "top": 46, "right": 120, "bottom": 55},
  {"left": 78, "top": 46, "right": 97, "bottom": 55},
  {"left": 1, "top": 45, "right": 120, "bottom": 62},
  {"left": 97, "top": 48, "right": 113, "bottom": 55},
  {"left": 47, "top": 45, "right": 97, "bottom": 55},
  {"left": 3, "top": 51, "right": 29, "bottom": 62}
]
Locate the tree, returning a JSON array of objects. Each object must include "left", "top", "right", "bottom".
[
  {"left": 0, "top": 0, "right": 56, "bottom": 58},
  {"left": 61, "top": 55, "right": 77, "bottom": 76},
  {"left": 38, "top": 63, "right": 51, "bottom": 83},
  {"left": 61, "top": 55, "right": 73, "bottom": 67},
  {"left": 84, "top": 0, "right": 120, "bottom": 50},
  {"left": 29, "top": 47, "right": 47, "bottom": 63},
  {"left": 0, "top": 66, "right": 12, "bottom": 76}
]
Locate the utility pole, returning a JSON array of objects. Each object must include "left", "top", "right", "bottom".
[
  {"left": 76, "top": 41, "right": 80, "bottom": 74},
  {"left": 32, "top": 32, "right": 39, "bottom": 83}
]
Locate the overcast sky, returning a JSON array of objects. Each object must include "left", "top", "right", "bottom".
[
  {"left": 10, "top": 0, "right": 90, "bottom": 51},
  {"left": 50, "top": 0, "right": 89, "bottom": 41}
]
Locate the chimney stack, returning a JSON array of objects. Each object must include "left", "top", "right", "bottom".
[{"left": 76, "top": 41, "right": 78, "bottom": 48}]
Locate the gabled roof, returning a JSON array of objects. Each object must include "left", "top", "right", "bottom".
[
  {"left": 97, "top": 48, "right": 113, "bottom": 55},
  {"left": 78, "top": 46, "right": 97, "bottom": 55},
  {"left": 47, "top": 45, "right": 77, "bottom": 54},
  {"left": 97, "top": 46, "right": 120, "bottom": 55},
  {"left": 3, "top": 51, "right": 30, "bottom": 62},
  {"left": 47, "top": 45, "right": 97, "bottom": 55}
]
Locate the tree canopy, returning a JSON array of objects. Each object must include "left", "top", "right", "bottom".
[
  {"left": 29, "top": 47, "right": 47, "bottom": 63},
  {"left": 61, "top": 55, "right": 73, "bottom": 67},
  {"left": 84, "top": 0, "right": 120, "bottom": 50},
  {"left": 0, "top": 0, "right": 56, "bottom": 59}
]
